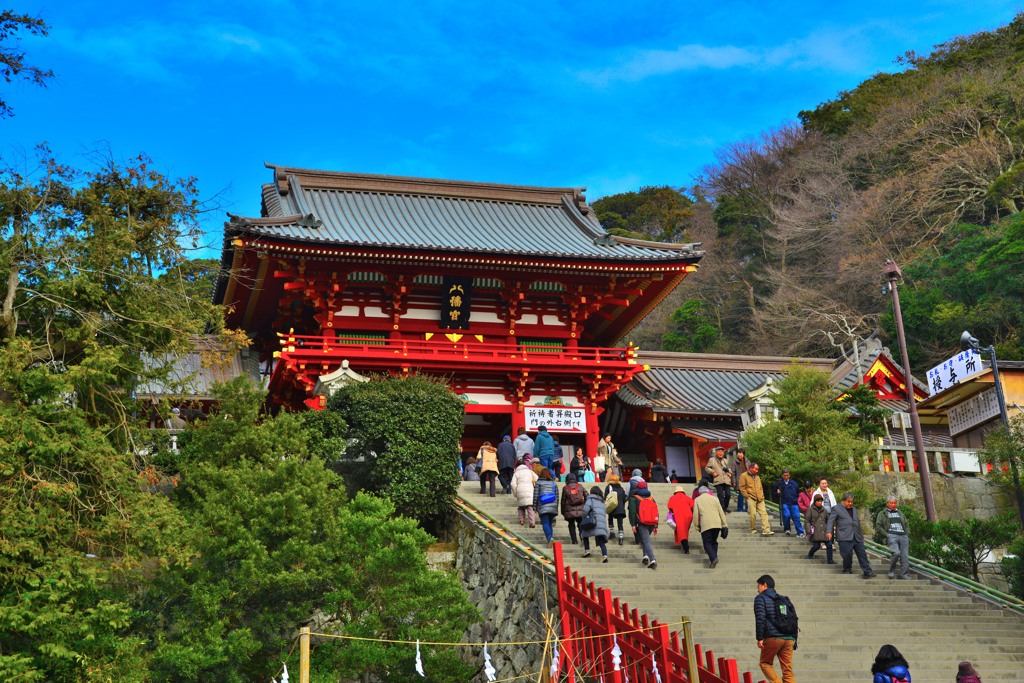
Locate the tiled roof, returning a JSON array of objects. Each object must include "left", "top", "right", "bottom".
[
  {"left": 136, "top": 337, "right": 262, "bottom": 400},
  {"left": 621, "top": 366, "right": 785, "bottom": 414},
  {"left": 831, "top": 338, "right": 885, "bottom": 390},
  {"left": 831, "top": 337, "right": 929, "bottom": 394},
  {"left": 226, "top": 165, "right": 703, "bottom": 262},
  {"left": 670, "top": 422, "right": 742, "bottom": 442}
]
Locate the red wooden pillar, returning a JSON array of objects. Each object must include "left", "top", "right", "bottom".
[
  {"left": 510, "top": 404, "right": 525, "bottom": 439},
  {"left": 653, "top": 429, "right": 667, "bottom": 469},
  {"left": 585, "top": 404, "right": 602, "bottom": 465}
]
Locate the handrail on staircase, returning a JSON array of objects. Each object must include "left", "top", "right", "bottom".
[
  {"left": 457, "top": 492, "right": 762, "bottom": 683},
  {"left": 453, "top": 496, "right": 554, "bottom": 571},
  {"left": 757, "top": 497, "right": 1024, "bottom": 616}
]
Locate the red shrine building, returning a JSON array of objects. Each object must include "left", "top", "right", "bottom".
[{"left": 214, "top": 165, "right": 704, "bottom": 458}]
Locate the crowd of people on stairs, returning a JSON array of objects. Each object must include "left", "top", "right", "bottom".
[
  {"left": 463, "top": 436, "right": 920, "bottom": 582},
  {"left": 465, "top": 434, "right": 990, "bottom": 683}
]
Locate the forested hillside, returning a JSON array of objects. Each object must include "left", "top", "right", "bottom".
[{"left": 596, "top": 15, "right": 1024, "bottom": 373}]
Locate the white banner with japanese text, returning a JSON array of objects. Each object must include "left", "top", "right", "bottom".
[
  {"left": 926, "top": 349, "right": 982, "bottom": 396},
  {"left": 525, "top": 406, "right": 586, "bottom": 433}
]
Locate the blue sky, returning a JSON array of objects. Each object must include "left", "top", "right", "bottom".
[{"left": 4, "top": 1, "right": 1022, "bottom": 256}]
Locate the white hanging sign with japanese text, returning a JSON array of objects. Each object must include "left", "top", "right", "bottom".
[
  {"left": 947, "top": 387, "right": 1001, "bottom": 435},
  {"left": 525, "top": 406, "right": 586, "bottom": 433},
  {"left": 926, "top": 349, "right": 982, "bottom": 396}
]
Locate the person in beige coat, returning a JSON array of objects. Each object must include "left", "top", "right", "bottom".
[
  {"left": 694, "top": 485, "right": 729, "bottom": 568},
  {"left": 478, "top": 442, "right": 499, "bottom": 497},
  {"left": 739, "top": 463, "right": 774, "bottom": 536},
  {"left": 704, "top": 446, "right": 733, "bottom": 512}
]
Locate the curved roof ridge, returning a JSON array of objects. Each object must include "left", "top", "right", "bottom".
[{"left": 266, "top": 163, "right": 586, "bottom": 207}]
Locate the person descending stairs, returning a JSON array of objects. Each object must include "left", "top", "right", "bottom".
[{"left": 459, "top": 481, "right": 1024, "bottom": 682}]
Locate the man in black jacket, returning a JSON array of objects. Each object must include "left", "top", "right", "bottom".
[
  {"left": 496, "top": 435, "right": 517, "bottom": 494},
  {"left": 753, "top": 574, "right": 795, "bottom": 683}
]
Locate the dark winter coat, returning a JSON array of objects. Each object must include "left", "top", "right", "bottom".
[
  {"left": 627, "top": 486, "right": 652, "bottom": 527},
  {"left": 774, "top": 477, "right": 800, "bottom": 505},
  {"left": 805, "top": 504, "right": 830, "bottom": 542},
  {"left": 560, "top": 482, "right": 586, "bottom": 520},
  {"left": 754, "top": 588, "right": 790, "bottom": 641},
  {"left": 496, "top": 441, "right": 517, "bottom": 470},
  {"left": 534, "top": 430, "right": 556, "bottom": 468},
  {"left": 604, "top": 483, "right": 628, "bottom": 520},
  {"left": 650, "top": 463, "right": 669, "bottom": 483},
  {"left": 581, "top": 493, "right": 610, "bottom": 539},
  {"left": 872, "top": 665, "right": 911, "bottom": 682}
]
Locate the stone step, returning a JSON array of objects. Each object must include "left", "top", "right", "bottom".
[{"left": 460, "top": 483, "right": 1024, "bottom": 681}]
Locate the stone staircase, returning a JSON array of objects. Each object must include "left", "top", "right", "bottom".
[{"left": 459, "top": 481, "right": 1024, "bottom": 682}]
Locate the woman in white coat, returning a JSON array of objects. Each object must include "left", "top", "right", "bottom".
[{"left": 510, "top": 457, "right": 538, "bottom": 527}]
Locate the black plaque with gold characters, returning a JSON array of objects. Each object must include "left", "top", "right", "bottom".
[{"left": 441, "top": 276, "right": 472, "bottom": 330}]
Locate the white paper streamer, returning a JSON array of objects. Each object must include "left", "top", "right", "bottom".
[
  {"left": 483, "top": 642, "right": 496, "bottom": 682},
  {"left": 281, "top": 663, "right": 289, "bottom": 683},
  {"left": 611, "top": 636, "right": 622, "bottom": 671},
  {"left": 415, "top": 640, "right": 425, "bottom": 677},
  {"left": 651, "top": 652, "right": 662, "bottom": 683},
  {"left": 549, "top": 636, "right": 560, "bottom": 678}
]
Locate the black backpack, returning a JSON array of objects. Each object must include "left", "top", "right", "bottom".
[{"left": 772, "top": 594, "right": 799, "bottom": 636}]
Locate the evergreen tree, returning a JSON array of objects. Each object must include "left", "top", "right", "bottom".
[{"left": 742, "top": 365, "right": 873, "bottom": 484}]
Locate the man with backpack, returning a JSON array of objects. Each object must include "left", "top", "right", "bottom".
[
  {"left": 754, "top": 574, "right": 797, "bottom": 683},
  {"left": 627, "top": 481, "right": 658, "bottom": 570}
]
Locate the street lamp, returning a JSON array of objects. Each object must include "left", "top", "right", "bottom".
[
  {"left": 884, "top": 260, "right": 937, "bottom": 522},
  {"left": 959, "top": 331, "right": 1024, "bottom": 528}
]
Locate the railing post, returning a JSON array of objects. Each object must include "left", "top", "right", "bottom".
[
  {"left": 682, "top": 617, "right": 700, "bottom": 683},
  {"left": 719, "top": 656, "right": 739, "bottom": 683},
  {"left": 299, "top": 626, "right": 310, "bottom": 683},
  {"left": 600, "top": 587, "right": 622, "bottom": 683},
  {"left": 553, "top": 542, "right": 575, "bottom": 683},
  {"left": 656, "top": 624, "right": 672, "bottom": 683}
]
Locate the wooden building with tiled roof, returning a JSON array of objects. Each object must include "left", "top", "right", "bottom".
[{"left": 214, "top": 164, "right": 704, "bottom": 458}]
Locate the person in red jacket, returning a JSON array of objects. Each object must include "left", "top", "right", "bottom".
[
  {"left": 797, "top": 481, "right": 814, "bottom": 514},
  {"left": 666, "top": 485, "right": 694, "bottom": 554}
]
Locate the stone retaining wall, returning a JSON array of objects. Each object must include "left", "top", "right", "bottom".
[
  {"left": 865, "top": 472, "right": 1018, "bottom": 520},
  {"left": 451, "top": 513, "right": 558, "bottom": 682}
]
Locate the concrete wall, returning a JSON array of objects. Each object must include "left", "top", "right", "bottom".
[
  {"left": 865, "top": 472, "right": 1019, "bottom": 520},
  {"left": 449, "top": 513, "right": 558, "bottom": 682}
]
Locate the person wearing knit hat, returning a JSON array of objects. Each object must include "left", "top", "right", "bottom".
[
  {"left": 626, "top": 468, "right": 646, "bottom": 499},
  {"left": 627, "top": 479, "right": 658, "bottom": 569},
  {"left": 956, "top": 661, "right": 981, "bottom": 683}
]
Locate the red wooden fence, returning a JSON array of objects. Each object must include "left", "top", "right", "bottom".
[{"left": 553, "top": 542, "right": 763, "bottom": 683}]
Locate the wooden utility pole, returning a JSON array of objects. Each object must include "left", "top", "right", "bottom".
[
  {"left": 884, "top": 260, "right": 937, "bottom": 522},
  {"left": 299, "top": 627, "right": 310, "bottom": 683}
]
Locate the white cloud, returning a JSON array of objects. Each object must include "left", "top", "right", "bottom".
[
  {"left": 578, "top": 44, "right": 758, "bottom": 86},
  {"left": 574, "top": 20, "right": 910, "bottom": 88},
  {"left": 49, "top": 19, "right": 324, "bottom": 85}
]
